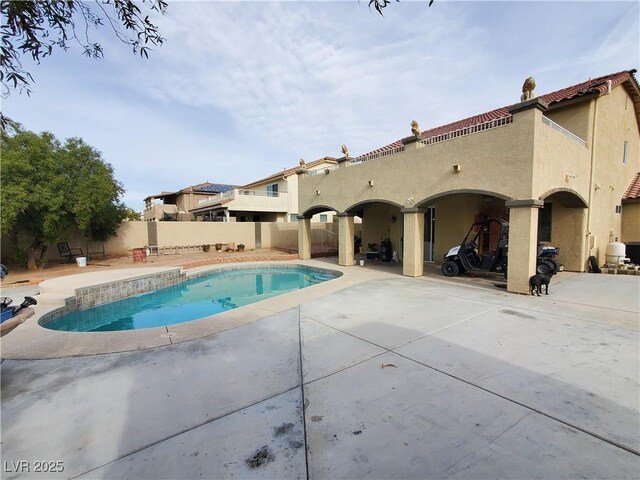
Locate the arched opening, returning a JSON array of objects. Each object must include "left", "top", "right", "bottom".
[
  {"left": 299, "top": 205, "right": 340, "bottom": 258},
  {"left": 539, "top": 189, "right": 588, "bottom": 271},
  {"left": 345, "top": 200, "right": 403, "bottom": 265},
  {"left": 416, "top": 191, "right": 509, "bottom": 266}
]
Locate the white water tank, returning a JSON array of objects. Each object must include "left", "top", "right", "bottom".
[{"left": 605, "top": 241, "right": 626, "bottom": 265}]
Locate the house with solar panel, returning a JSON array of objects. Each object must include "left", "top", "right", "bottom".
[
  {"left": 296, "top": 69, "right": 640, "bottom": 294},
  {"left": 143, "top": 182, "right": 238, "bottom": 221},
  {"left": 189, "top": 157, "right": 338, "bottom": 223}
]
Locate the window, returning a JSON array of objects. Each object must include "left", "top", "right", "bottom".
[
  {"left": 319, "top": 214, "right": 328, "bottom": 222},
  {"left": 537, "top": 203, "right": 552, "bottom": 242},
  {"left": 290, "top": 214, "right": 299, "bottom": 222},
  {"left": 623, "top": 141, "right": 628, "bottom": 165},
  {"left": 615, "top": 205, "right": 622, "bottom": 214},
  {"left": 266, "top": 184, "right": 279, "bottom": 197}
]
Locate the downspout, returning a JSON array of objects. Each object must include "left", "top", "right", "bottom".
[{"left": 585, "top": 96, "right": 599, "bottom": 268}]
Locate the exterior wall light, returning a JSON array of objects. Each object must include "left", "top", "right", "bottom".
[
  {"left": 325, "top": 168, "right": 330, "bottom": 174},
  {"left": 368, "top": 180, "right": 374, "bottom": 187},
  {"left": 453, "top": 164, "right": 461, "bottom": 173},
  {"left": 316, "top": 190, "right": 321, "bottom": 195}
]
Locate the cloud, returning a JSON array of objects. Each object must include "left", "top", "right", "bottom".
[{"left": 3, "top": 1, "right": 637, "bottom": 211}]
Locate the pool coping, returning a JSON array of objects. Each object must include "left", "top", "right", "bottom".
[{"left": 0, "top": 260, "right": 395, "bottom": 360}]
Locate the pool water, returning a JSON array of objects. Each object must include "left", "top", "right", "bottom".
[{"left": 42, "top": 266, "right": 339, "bottom": 332}]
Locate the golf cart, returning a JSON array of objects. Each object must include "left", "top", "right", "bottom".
[
  {"left": 441, "top": 218, "right": 562, "bottom": 278},
  {"left": 442, "top": 218, "right": 509, "bottom": 277}
]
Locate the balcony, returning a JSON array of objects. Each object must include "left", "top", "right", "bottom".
[{"left": 195, "top": 188, "right": 288, "bottom": 213}]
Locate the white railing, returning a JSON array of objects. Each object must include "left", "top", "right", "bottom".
[
  {"left": 351, "top": 145, "right": 405, "bottom": 165},
  {"left": 305, "top": 165, "right": 340, "bottom": 176},
  {"left": 197, "top": 188, "right": 288, "bottom": 207},
  {"left": 420, "top": 116, "right": 513, "bottom": 146},
  {"left": 541, "top": 116, "right": 587, "bottom": 147}
]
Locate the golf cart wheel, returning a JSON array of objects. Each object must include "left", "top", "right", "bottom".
[
  {"left": 536, "top": 260, "right": 555, "bottom": 275},
  {"left": 548, "top": 258, "right": 561, "bottom": 273},
  {"left": 442, "top": 260, "right": 460, "bottom": 277}
]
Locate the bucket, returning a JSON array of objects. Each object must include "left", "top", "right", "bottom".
[
  {"left": 76, "top": 257, "right": 87, "bottom": 267},
  {"left": 132, "top": 248, "right": 147, "bottom": 263},
  {"left": 359, "top": 260, "right": 365, "bottom": 266}
]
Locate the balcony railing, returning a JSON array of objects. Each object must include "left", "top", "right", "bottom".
[
  {"left": 421, "top": 115, "right": 513, "bottom": 146},
  {"left": 541, "top": 116, "right": 587, "bottom": 147},
  {"left": 196, "top": 188, "right": 288, "bottom": 207},
  {"left": 350, "top": 146, "right": 405, "bottom": 165},
  {"left": 305, "top": 165, "right": 340, "bottom": 176}
]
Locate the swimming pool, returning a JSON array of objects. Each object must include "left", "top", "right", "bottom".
[{"left": 41, "top": 266, "right": 340, "bottom": 332}]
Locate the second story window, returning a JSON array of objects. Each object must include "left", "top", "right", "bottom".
[{"left": 266, "top": 184, "right": 279, "bottom": 197}]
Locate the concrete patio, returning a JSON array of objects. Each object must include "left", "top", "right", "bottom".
[{"left": 1, "top": 264, "right": 639, "bottom": 479}]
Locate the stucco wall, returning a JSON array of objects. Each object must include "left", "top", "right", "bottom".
[
  {"left": 587, "top": 87, "right": 640, "bottom": 264},
  {"left": 0, "top": 221, "right": 347, "bottom": 264},
  {"left": 299, "top": 109, "right": 537, "bottom": 216},
  {"left": 545, "top": 101, "right": 592, "bottom": 142}
]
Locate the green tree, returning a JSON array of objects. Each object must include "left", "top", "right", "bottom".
[
  {"left": 1, "top": 125, "right": 127, "bottom": 270},
  {"left": 1, "top": 0, "right": 167, "bottom": 98}
]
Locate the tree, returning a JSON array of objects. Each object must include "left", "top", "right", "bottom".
[
  {"left": 368, "top": 0, "right": 434, "bottom": 16},
  {"left": 0, "top": 0, "right": 167, "bottom": 98},
  {"left": 1, "top": 125, "right": 128, "bottom": 270}
]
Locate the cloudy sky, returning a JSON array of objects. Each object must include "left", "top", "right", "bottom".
[{"left": 3, "top": 0, "right": 638, "bottom": 210}]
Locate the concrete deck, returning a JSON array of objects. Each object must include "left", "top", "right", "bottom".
[{"left": 1, "top": 261, "right": 638, "bottom": 479}]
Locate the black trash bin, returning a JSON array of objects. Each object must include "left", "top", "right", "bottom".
[{"left": 625, "top": 242, "right": 640, "bottom": 265}]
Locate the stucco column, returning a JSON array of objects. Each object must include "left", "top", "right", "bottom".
[
  {"left": 297, "top": 216, "right": 312, "bottom": 260},
  {"left": 337, "top": 213, "right": 355, "bottom": 266},
  {"left": 505, "top": 199, "right": 544, "bottom": 294},
  {"left": 402, "top": 208, "right": 424, "bottom": 277}
]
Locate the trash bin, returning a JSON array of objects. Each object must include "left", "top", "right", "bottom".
[
  {"left": 76, "top": 257, "right": 87, "bottom": 267},
  {"left": 132, "top": 248, "right": 147, "bottom": 263}
]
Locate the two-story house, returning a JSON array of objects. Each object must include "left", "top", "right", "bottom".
[
  {"left": 296, "top": 69, "right": 640, "bottom": 294},
  {"left": 143, "top": 182, "right": 238, "bottom": 221},
  {"left": 190, "top": 158, "right": 338, "bottom": 222}
]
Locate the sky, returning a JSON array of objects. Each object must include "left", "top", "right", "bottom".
[{"left": 3, "top": 0, "right": 638, "bottom": 211}]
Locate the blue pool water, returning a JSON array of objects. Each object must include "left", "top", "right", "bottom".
[{"left": 42, "top": 266, "right": 339, "bottom": 332}]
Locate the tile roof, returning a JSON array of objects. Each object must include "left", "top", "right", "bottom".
[
  {"left": 241, "top": 157, "right": 337, "bottom": 188},
  {"left": 623, "top": 172, "right": 640, "bottom": 201},
  {"left": 361, "top": 69, "right": 639, "bottom": 157}
]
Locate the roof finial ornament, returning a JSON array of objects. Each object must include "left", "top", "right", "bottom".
[
  {"left": 411, "top": 120, "right": 421, "bottom": 138},
  {"left": 341, "top": 144, "right": 350, "bottom": 158},
  {"left": 521, "top": 77, "right": 536, "bottom": 101},
  {"left": 299, "top": 158, "right": 306, "bottom": 166}
]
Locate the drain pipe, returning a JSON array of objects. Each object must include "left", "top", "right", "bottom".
[{"left": 585, "top": 96, "right": 599, "bottom": 269}]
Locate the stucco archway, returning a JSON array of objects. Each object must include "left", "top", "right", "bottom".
[{"left": 538, "top": 189, "right": 588, "bottom": 272}]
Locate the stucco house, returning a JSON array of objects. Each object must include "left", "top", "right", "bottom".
[
  {"left": 296, "top": 69, "right": 640, "bottom": 294},
  {"left": 143, "top": 182, "right": 237, "bottom": 221},
  {"left": 190, "top": 157, "right": 338, "bottom": 222}
]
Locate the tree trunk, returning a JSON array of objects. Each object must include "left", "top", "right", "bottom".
[{"left": 26, "top": 242, "right": 46, "bottom": 271}]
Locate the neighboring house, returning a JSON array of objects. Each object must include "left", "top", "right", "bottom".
[
  {"left": 190, "top": 158, "right": 338, "bottom": 222},
  {"left": 143, "top": 182, "right": 237, "bottom": 221},
  {"left": 297, "top": 69, "right": 640, "bottom": 294}
]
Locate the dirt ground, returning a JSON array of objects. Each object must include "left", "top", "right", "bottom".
[{"left": 0, "top": 248, "right": 298, "bottom": 287}]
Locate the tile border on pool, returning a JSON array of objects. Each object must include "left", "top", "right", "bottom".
[
  {"left": 1, "top": 260, "right": 394, "bottom": 359},
  {"left": 38, "top": 264, "right": 343, "bottom": 331}
]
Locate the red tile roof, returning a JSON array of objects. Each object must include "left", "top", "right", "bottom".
[
  {"left": 623, "top": 172, "right": 640, "bottom": 201},
  {"left": 361, "top": 69, "right": 639, "bottom": 157}
]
